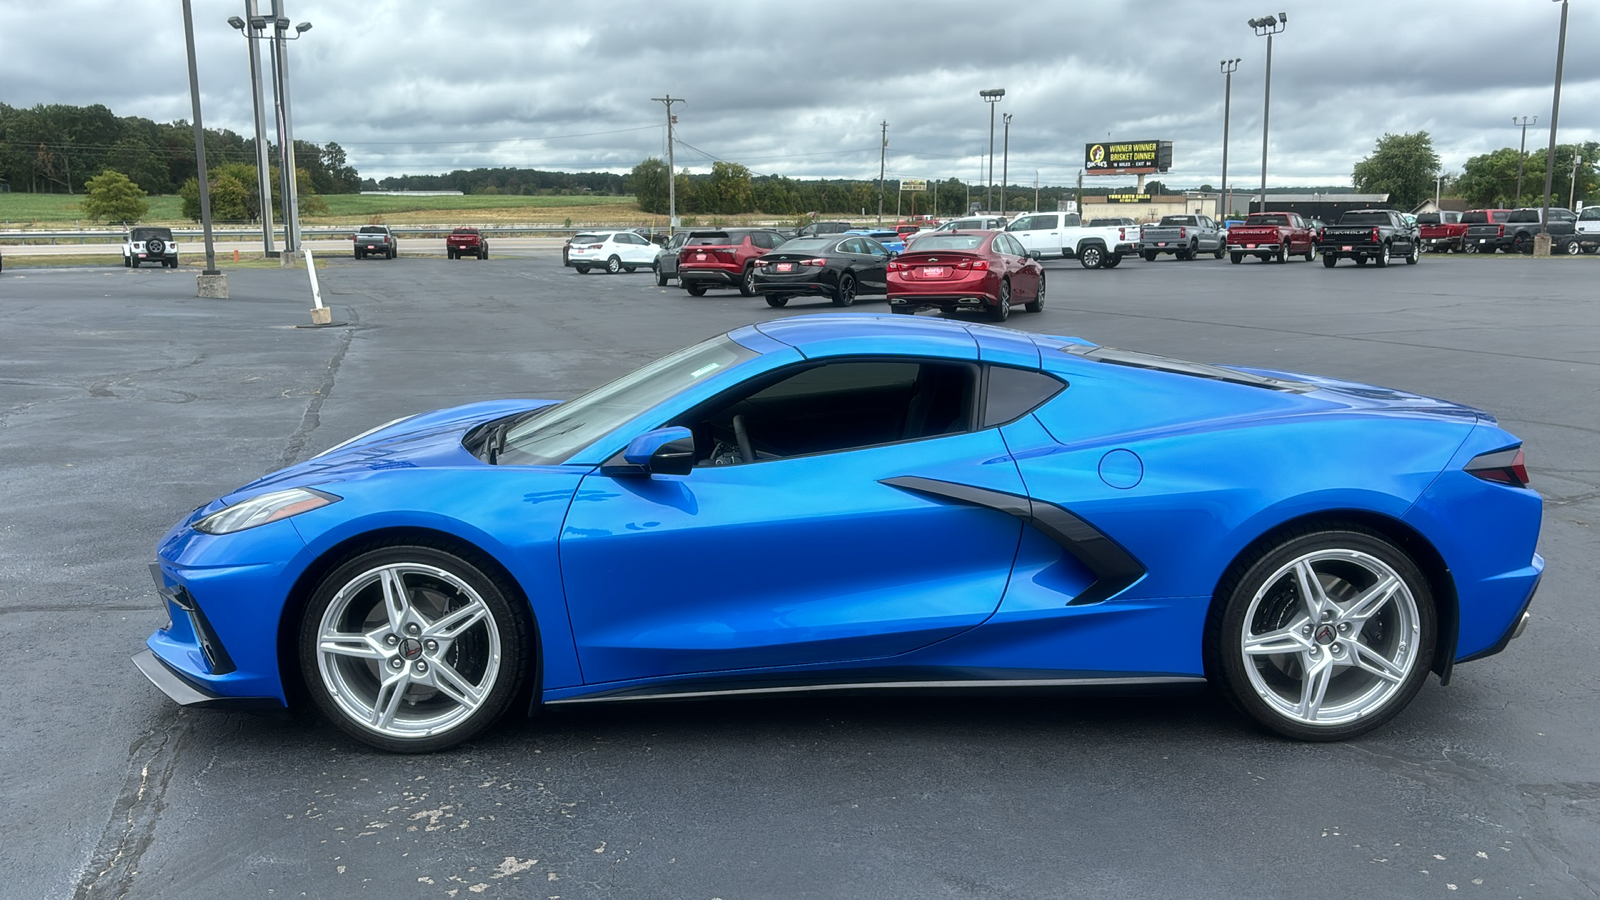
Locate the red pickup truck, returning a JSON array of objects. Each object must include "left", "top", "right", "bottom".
[
  {"left": 446, "top": 228, "right": 489, "bottom": 260},
  {"left": 1417, "top": 211, "right": 1468, "bottom": 253},
  {"left": 1226, "top": 212, "right": 1316, "bottom": 264}
]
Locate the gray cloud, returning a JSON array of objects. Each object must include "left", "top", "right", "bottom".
[{"left": 3, "top": 0, "right": 1595, "bottom": 188}]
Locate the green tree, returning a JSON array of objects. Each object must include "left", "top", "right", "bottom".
[
  {"left": 1351, "top": 131, "right": 1440, "bottom": 209},
  {"left": 628, "top": 157, "right": 670, "bottom": 214},
  {"left": 80, "top": 169, "right": 149, "bottom": 222},
  {"left": 1457, "top": 148, "right": 1523, "bottom": 208},
  {"left": 704, "top": 161, "right": 755, "bottom": 214}
]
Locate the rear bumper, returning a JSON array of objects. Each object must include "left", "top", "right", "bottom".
[
  {"left": 679, "top": 267, "right": 742, "bottom": 286},
  {"left": 1315, "top": 242, "right": 1384, "bottom": 256},
  {"left": 1228, "top": 243, "right": 1281, "bottom": 253},
  {"left": 753, "top": 275, "right": 833, "bottom": 295}
]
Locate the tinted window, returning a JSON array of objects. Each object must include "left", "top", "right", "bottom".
[
  {"left": 1552, "top": 210, "right": 1576, "bottom": 222},
  {"left": 1162, "top": 216, "right": 1199, "bottom": 226},
  {"left": 357, "top": 226, "right": 388, "bottom": 234},
  {"left": 1338, "top": 212, "right": 1392, "bottom": 225},
  {"left": 911, "top": 235, "right": 986, "bottom": 251},
  {"left": 572, "top": 233, "right": 605, "bottom": 243},
  {"left": 687, "top": 233, "right": 736, "bottom": 246},
  {"left": 1007, "top": 216, "right": 1037, "bottom": 231},
  {"left": 774, "top": 238, "right": 832, "bottom": 254},
  {"left": 983, "top": 367, "right": 1066, "bottom": 428},
  {"left": 1462, "top": 211, "right": 1492, "bottom": 224},
  {"left": 131, "top": 227, "right": 173, "bottom": 241},
  {"left": 452, "top": 228, "right": 478, "bottom": 235},
  {"left": 1247, "top": 215, "right": 1289, "bottom": 225},
  {"left": 1580, "top": 208, "right": 1600, "bottom": 221},
  {"left": 1416, "top": 214, "right": 1441, "bottom": 225},
  {"left": 1507, "top": 210, "right": 1540, "bottom": 223}
]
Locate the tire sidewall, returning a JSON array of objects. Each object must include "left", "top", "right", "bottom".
[
  {"left": 1213, "top": 527, "right": 1435, "bottom": 741},
  {"left": 298, "top": 543, "right": 529, "bottom": 753}
]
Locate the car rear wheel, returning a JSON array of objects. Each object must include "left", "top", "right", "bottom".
[
  {"left": 765, "top": 294, "right": 789, "bottom": 308},
  {"left": 989, "top": 280, "right": 1011, "bottom": 322},
  {"left": 1513, "top": 233, "right": 1534, "bottom": 255},
  {"left": 1275, "top": 245, "right": 1288, "bottom": 264},
  {"left": 1210, "top": 527, "right": 1434, "bottom": 742},
  {"left": 299, "top": 543, "right": 529, "bottom": 753},
  {"left": 624, "top": 265, "right": 637, "bottom": 273},
  {"left": 1024, "top": 272, "right": 1045, "bottom": 313},
  {"left": 1229, "top": 252, "right": 1242, "bottom": 265},
  {"left": 832, "top": 273, "right": 857, "bottom": 307},
  {"left": 1564, "top": 239, "right": 1582, "bottom": 256},
  {"left": 1214, "top": 245, "right": 1225, "bottom": 259},
  {"left": 1374, "top": 243, "right": 1391, "bottom": 268},
  {"left": 448, "top": 250, "right": 456, "bottom": 260},
  {"left": 685, "top": 283, "right": 708, "bottom": 296},
  {"left": 654, "top": 266, "right": 668, "bottom": 286},
  {"left": 1142, "top": 250, "right": 1157, "bottom": 262},
  {"left": 1102, "top": 253, "right": 1122, "bottom": 269},
  {"left": 575, "top": 266, "right": 590, "bottom": 274},
  {"left": 480, "top": 248, "right": 488, "bottom": 260},
  {"left": 739, "top": 265, "right": 758, "bottom": 297},
  {"left": 1078, "top": 245, "right": 1104, "bottom": 269},
  {"left": 1322, "top": 253, "right": 1337, "bottom": 268},
  {"left": 606, "top": 256, "right": 622, "bottom": 275}
]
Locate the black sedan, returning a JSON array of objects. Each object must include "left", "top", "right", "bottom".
[{"left": 751, "top": 236, "right": 893, "bottom": 308}]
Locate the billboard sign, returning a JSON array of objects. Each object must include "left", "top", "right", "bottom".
[
  {"left": 1084, "top": 140, "right": 1173, "bottom": 175},
  {"left": 901, "top": 179, "right": 928, "bottom": 192}
]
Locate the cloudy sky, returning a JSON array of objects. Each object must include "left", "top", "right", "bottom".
[{"left": 2, "top": 0, "right": 1594, "bottom": 189}]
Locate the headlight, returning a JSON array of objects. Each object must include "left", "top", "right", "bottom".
[
  {"left": 313, "top": 415, "right": 414, "bottom": 458},
  {"left": 193, "top": 488, "right": 340, "bottom": 535}
]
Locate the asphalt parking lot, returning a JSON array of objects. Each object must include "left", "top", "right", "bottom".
[{"left": 3, "top": 250, "right": 1597, "bottom": 899}]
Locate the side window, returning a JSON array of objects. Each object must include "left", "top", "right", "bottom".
[
  {"left": 1009, "top": 216, "right": 1035, "bottom": 232},
  {"left": 865, "top": 241, "right": 888, "bottom": 258},
  {"left": 983, "top": 367, "right": 1067, "bottom": 428},
  {"left": 677, "top": 360, "right": 977, "bottom": 465}
]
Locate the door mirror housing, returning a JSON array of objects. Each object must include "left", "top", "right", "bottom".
[
  {"left": 602, "top": 426, "right": 695, "bottom": 477},
  {"left": 1028, "top": 250, "right": 1043, "bottom": 260}
]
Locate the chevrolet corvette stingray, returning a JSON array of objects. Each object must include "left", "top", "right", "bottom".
[{"left": 135, "top": 315, "right": 1542, "bottom": 752}]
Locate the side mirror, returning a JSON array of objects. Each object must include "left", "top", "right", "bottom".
[
  {"left": 1028, "top": 250, "right": 1043, "bottom": 260},
  {"left": 603, "top": 426, "right": 695, "bottom": 477}
]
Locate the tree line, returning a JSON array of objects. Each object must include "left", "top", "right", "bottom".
[
  {"left": 1351, "top": 131, "right": 1597, "bottom": 210},
  {"left": 0, "top": 102, "right": 360, "bottom": 196},
  {"left": 367, "top": 168, "right": 627, "bottom": 195}
]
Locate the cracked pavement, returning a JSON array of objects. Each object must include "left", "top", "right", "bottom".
[{"left": 1, "top": 252, "right": 1596, "bottom": 899}]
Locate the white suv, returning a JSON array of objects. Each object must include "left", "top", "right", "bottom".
[
  {"left": 566, "top": 231, "right": 659, "bottom": 274},
  {"left": 123, "top": 227, "right": 179, "bottom": 268}
]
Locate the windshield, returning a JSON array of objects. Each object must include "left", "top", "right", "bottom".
[
  {"left": 909, "top": 234, "right": 986, "bottom": 251},
  {"left": 1339, "top": 212, "right": 1391, "bottom": 225},
  {"left": 1246, "top": 215, "right": 1289, "bottom": 225},
  {"left": 1416, "top": 214, "right": 1441, "bottom": 225},
  {"left": 496, "top": 336, "right": 757, "bottom": 465},
  {"left": 357, "top": 226, "right": 388, "bottom": 234}
]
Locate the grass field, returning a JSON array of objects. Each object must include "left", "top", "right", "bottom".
[{"left": 0, "top": 192, "right": 657, "bottom": 228}]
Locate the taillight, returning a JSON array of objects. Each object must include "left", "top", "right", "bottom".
[
  {"left": 801, "top": 258, "right": 828, "bottom": 267},
  {"left": 955, "top": 259, "right": 989, "bottom": 271},
  {"left": 1119, "top": 227, "right": 1127, "bottom": 241},
  {"left": 1371, "top": 227, "right": 1380, "bottom": 242},
  {"left": 888, "top": 261, "right": 906, "bottom": 271},
  {"left": 1179, "top": 227, "right": 1187, "bottom": 239},
  {"left": 1496, "top": 225, "right": 1505, "bottom": 238},
  {"left": 1318, "top": 228, "right": 1325, "bottom": 242},
  {"left": 1466, "top": 446, "right": 1529, "bottom": 488}
]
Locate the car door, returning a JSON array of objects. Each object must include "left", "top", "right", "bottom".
[
  {"left": 856, "top": 238, "right": 890, "bottom": 292},
  {"left": 995, "top": 234, "right": 1038, "bottom": 298},
  {"left": 557, "top": 358, "right": 1028, "bottom": 685}
]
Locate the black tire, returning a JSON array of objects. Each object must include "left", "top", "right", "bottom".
[
  {"left": 1322, "top": 253, "right": 1337, "bottom": 268},
  {"left": 685, "top": 283, "right": 708, "bottom": 296},
  {"left": 1406, "top": 241, "right": 1420, "bottom": 265},
  {"left": 1214, "top": 244, "right": 1225, "bottom": 259},
  {"left": 1275, "top": 245, "right": 1288, "bottom": 264},
  {"left": 1583, "top": 245, "right": 1598, "bottom": 255},
  {"left": 889, "top": 306, "right": 915, "bottom": 315},
  {"left": 739, "top": 265, "right": 758, "bottom": 297},
  {"left": 606, "top": 256, "right": 622, "bottom": 275},
  {"left": 1208, "top": 526, "right": 1435, "bottom": 742},
  {"left": 1078, "top": 244, "right": 1105, "bottom": 269},
  {"left": 624, "top": 265, "right": 637, "bottom": 273},
  {"left": 654, "top": 266, "right": 668, "bottom": 286},
  {"left": 123, "top": 255, "right": 131, "bottom": 268},
  {"left": 1463, "top": 243, "right": 1480, "bottom": 254},
  {"left": 989, "top": 280, "right": 1011, "bottom": 322},
  {"left": 448, "top": 250, "right": 456, "bottom": 260},
  {"left": 1513, "top": 233, "right": 1534, "bottom": 255},
  {"left": 298, "top": 542, "right": 530, "bottom": 753},
  {"left": 1229, "top": 252, "right": 1242, "bottom": 265},
  {"left": 1374, "top": 243, "right": 1391, "bottom": 268},
  {"left": 1102, "top": 253, "right": 1122, "bottom": 269},
  {"left": 1563, "top": 239, "right": 1582, "bottom": 256},
  {"left": 167, "top": 258, "right": 178, "bottom": 268},
  {"left": 1304, "top": 244, "right": 1316, "bottom": 263},
  {"left": 1142, "top": 250, "right": 1158, "bottom": 262},
  {"left": 1024, "top": 271, "right": 1045, "bottom": 313},
  {"left": 765, "top": 294, "right": 789, "bottom": 308},
  {"left": 575, "top": 266, "right": 590, "bottom": 275},
  {"left": 831, "top": 273, "right": 857, "bottom": 307},
  {"left": 354, "top": 249, "right": 362, "bottom": 259},
  {"left": 480, "top": 248, "right": 488, "bottom": 260}
]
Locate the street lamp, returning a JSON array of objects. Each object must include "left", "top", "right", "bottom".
[
  {"left": 980, "top": 88, "right": 1005, "bottom": 213},
  {"left": 229, "top": 2, "right": 310, "bottom": 259},
  {"left": 1248, "top": 13, "right": 1286, "bottom": 214},
  {"left": 1000, "top": 113, "right": 1012, "bottom": 219},
  {"left": 228, "top": 5, "right": 277, "bottom": 257},
  {"left": 1219, "top": 58, "right": 1241, "bottom": 218},
  {"left": 1537, "top": 0, "right": 1570, "bottom": 252},
  {"left": 1513, "top": 116, "right": 1537, "bottom": 206}
]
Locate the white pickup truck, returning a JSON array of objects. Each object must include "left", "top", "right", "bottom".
[{"left": 1007, "top": 212, "right": 1141, "bottom": 269}]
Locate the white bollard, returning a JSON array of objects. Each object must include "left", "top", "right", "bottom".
[{"left": 305, "top": 247, "right": 332, "bottom": 324}]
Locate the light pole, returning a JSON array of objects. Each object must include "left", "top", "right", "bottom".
[
  {"left": 1248, "top": 13, "right": 1286, "bottom": 214},
  {"left": 242, "top": 3, "right": 310, "bottom": 259},
  {"left": 1571, "top": 154, "right": 1583, "bottom": 210},
  {"left": 227, "top": 7, "right": 277, "bottom": 257},
  {"left": 1219, "top": 58, "right": 1240, "bottom": 219},
  {"left": 651, "top": 95, "right": 683, "bottom": 234},
  {"left": 980, "top": 88, "right": 1005, "bottom": 213},
  {"left": 181, "top": 0, "right": 221, "bottom": 292},
  {"left": 1000, "top": 113, "right": 1012, "bottom": 219},
  {"left": 1513, "top": 115, "right": 1537, "bottom": 206},
  {"left": 1537, "top": 0, "right": 1570, "bottom": 253}
]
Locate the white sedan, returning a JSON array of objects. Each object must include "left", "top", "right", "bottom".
[{"left": 565, "top": 231, "right": 660, "bottom": 274}]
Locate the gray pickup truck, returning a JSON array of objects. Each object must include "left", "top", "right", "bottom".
[
  {"left": 1140, "top": 215, "right": 1225, "bottom": 260},
  {"left": 1466, "top": 207, "right": 1582, "bottom": 255}
]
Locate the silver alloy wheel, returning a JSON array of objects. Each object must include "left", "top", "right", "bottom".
[
  {"left": 1239, "top": 549, "right": 1421, "bottom": 727},
  {"left": 315, "top": 562, "right": 502, "bottom": 740}
]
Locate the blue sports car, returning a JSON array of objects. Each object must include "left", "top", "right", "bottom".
[{"left": 135, "top": 315, "right": 1543, "bottom": 752}]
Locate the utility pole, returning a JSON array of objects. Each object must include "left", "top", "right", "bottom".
[
  {"left": 651, "top": 95, "right": 684, "bottom": 235},
  {"left": 181, "top": 0, "right": 224, "bottom": 297},
  {"left": 877, "top": 120, "right": 888, "bottom": 225},
  {"left": 980, "top": 89, "right": 1005, "bottom": 213},
  {"left": 1000, "top": 113, "right": 1012, "bottom": 219},
  {"left": 1034, "top": 170, "right": 1039, "bottom": 212},
  {"left": 244, "top": 1, "right": 275, "bottom": 256},
  {"left": 1220, "top": 58, "right": 1240, "bottom": 218},
  {"left": 1249, "top": 14, "right": 1286, "bottom": 214},
  {"left": 1571, "top": 154, "right": 1583, "bottom": 210},
  {"left": 1514, "top": 115, "right": 1537, "bottom": 206},
  {"left": 1537, "top": 0, "right": 1570, "bottom": 253}
]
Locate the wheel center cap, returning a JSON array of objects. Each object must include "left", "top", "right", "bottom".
[
  {"left": 1314, "top": 624, "right": 1337, "bottom": 645},
  {"left": 399, "top": 638, "right": 424, "bottom": 660}
]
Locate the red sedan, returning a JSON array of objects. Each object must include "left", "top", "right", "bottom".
[{"left": 887, "top": 231, "right": 1044, "bottom": 321}]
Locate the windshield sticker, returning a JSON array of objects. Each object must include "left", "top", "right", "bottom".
[{"left": 690, "top": 362, "right": 723, "bottom": 379}]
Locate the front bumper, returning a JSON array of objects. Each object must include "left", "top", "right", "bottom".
[{"left": 132, "top": 648, "right": 279, "bottom": 709}]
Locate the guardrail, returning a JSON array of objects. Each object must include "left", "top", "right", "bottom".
[{"left": 0, "top": 224, "right": 598, "bottom": 244}]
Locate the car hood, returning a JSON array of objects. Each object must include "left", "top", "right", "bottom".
[{"left": 218, "top": 399, "right": 561, "bottom": 502}]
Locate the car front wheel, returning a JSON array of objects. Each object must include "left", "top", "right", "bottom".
[
  {"left": 1024, "top": 271, "right": 1045, "bottom": 313},
  {"left": 1211, "top": 527, "right": 1434, "bottom": 741},
  {"left": 299, "top": 543, "right": 529, "bottom": 753},
  {"left": 655, "top": 266, "right": 668, "bottom": 286}
]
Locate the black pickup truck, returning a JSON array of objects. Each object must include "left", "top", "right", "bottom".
[
  {"left": 1466, "top": 207, "right": 1582, "bottom": 254},
  {"left": 1316, "top": 209, "right": 1420, "bottom": 268}
]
